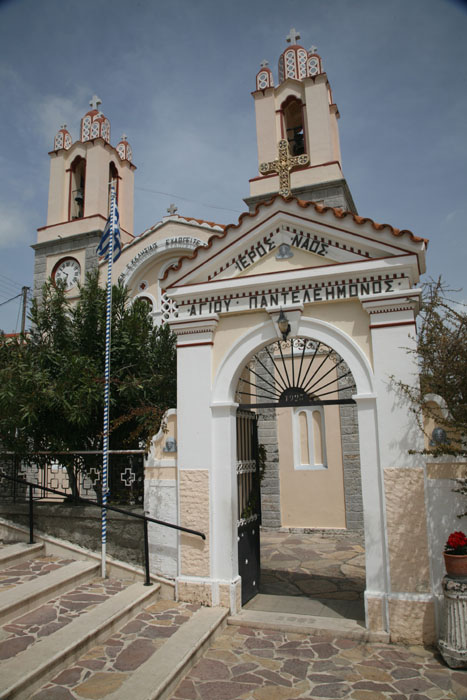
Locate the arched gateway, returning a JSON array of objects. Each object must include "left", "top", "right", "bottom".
[{"left": 163, "top": 188, "right": 434, "bottom": 644}]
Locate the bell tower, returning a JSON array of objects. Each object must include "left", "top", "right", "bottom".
[
  {"left": 33, "top": 97, "right": 135, "bottom": 300},
  {"left": 245, "top": 29, "right": 356, "bottom": 213}
]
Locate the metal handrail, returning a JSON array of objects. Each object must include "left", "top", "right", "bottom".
[{"left": 0, "top": 471, "right": 205, "bottom": 586}]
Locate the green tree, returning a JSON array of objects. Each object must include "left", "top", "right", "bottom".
[
  {"left": 393, "top": 277, "right": 466, "bottom": 515},
  {"left": 0, "top": 271, "right": 176, "bottom": 497}
]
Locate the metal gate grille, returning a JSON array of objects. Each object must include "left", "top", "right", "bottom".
[
  {"left": 236, "top": 337, "right": 356, "bottom": 409},
  {"left": 237, "top": 409, "right": 261, "bottom": 605}
]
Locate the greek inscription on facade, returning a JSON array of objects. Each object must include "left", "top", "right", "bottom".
[{"left": 185, "top": 279, "right": 395, "bottom": 316}]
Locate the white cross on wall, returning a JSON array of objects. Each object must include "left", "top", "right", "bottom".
[
  {"left": 121, "top": 133, "right": 127, "bottom": 141},
  {"left": 167, "top": 203, "right": 178, "bottom": 215},
  {"left": 89, "top": 94, "right": 102, "bottom": 110},
  {"left": 310, "top": 45, "right": 318, "bottom": 54},
  {"left": 286, "top": 28, "right": 301, "bottom": 45},
  {"left": 260, "top": 60, "right": 269, "bottom": 68}
]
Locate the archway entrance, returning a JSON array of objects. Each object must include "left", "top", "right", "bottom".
[{"left": 235, "top": 336, "right": 366, "bottom": 617}]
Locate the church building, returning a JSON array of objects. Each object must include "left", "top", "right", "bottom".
[{"left": 33, "top": 29, "right": 457, "bottom": 646}]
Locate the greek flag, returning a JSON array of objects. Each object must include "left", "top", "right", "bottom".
[{"left": 97, "top": 188, "right": 122, "bottom": 262}]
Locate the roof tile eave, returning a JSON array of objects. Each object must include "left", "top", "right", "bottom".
[{"left": 162, "top": 194, "right": 428, "bottom": 285}]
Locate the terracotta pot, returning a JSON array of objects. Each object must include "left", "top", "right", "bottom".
[{"left": 444, "top": 552, "right": 467, "bottom": 578}]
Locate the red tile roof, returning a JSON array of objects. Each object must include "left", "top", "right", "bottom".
[{"left": 162, "top": 194, "right": 428, "bottom": 282}]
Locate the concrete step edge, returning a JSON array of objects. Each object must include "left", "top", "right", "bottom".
[
  {"left": 0, "top": 580, "right": 161, "bottom": 700},
  {"left": 0, "top": 559, "right": 100, "bottom": 626},
  {"left": 228, "top": 609, "right": 390, "bottom": 643},
  {"left": 0, "top": 542, "right": 44, "bottom": 566},
  {"left": 105, "top": 606, "right": 229, "bottom": 700}
]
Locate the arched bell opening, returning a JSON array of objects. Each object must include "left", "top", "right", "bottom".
[
  {"left": 69, "top": 156, "right": 86, "bottom": 220},
  {"left": 108, "top": 161, "right": 119, "bottom": 214},
  {"left": 282, "top": 96, "right": 306, "bottom": 156},
  {"left": 234, "top": 335, "right": 366, "bottom": 617}
]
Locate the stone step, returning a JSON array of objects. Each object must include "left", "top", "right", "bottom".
[
  {"left": 0, "top": 558, "right": 100, "bottom": 625},
  {"left": 0, "top": 576, "right": 134, "bottom": 664},
  {"left": 228, "top": 608, "right": 389, "bottom": 643},
  {"left": 0, "top": 580, "right": 160, "bottom": 699},
  {"left": 31, "top": 602, "right": 228, "bottom": 700},
  {"left": 0, "top": 541, "right": 44, "bottom": 567}
]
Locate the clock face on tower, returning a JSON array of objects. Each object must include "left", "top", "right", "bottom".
[{"left": 53, "top": 258, "right": 81, "bottom": 291}]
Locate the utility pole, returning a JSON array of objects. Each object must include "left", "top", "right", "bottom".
[{"left": 20, "top": 286, "right": 29, "bottom": 335}]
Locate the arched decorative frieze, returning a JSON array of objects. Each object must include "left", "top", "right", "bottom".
[
  {"left": 118, "top": 236, "right": 207, "bottom": 287},
  {"left": 53, "top": 125, "right": 72, "bottom": 151},
  {"left": 256, "top": 60, "right": 274, "bottom": 91},
  {"left": 307, "top": 55, "right": 321, "bottom": 76}
]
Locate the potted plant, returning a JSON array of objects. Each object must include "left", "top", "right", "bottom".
[{"left": 444, "top": 531, "right": 467, "bottom": 578}]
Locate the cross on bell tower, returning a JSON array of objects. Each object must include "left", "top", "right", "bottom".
[
  {"left": 259, "top": 140, "right": 309, "bottom": 197},
  {"left": 286, "top": 28, "right": 301, "bottom": 45},
  {"left": 89, "top": 94, "right": 102, "bottom": 111}
]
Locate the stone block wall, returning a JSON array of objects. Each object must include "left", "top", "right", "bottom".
[
  {"left": 0, "top": 503, "right": 145, "bottom": 567},
  {"left": 254, "top": 349, "right": 281, "bottom": 528},
  {"left": 32, "top": 231, "right": 101, "bottom": 299},
  {"left": 338, "top": 362, "right": 364, "bottom": 531},
  {"left": 257, "top": 406, "right": 281, "bottom": 528}
]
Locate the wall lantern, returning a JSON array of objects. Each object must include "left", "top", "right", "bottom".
[
  {"left": 430, "top": 427, "right": 450, "bottom": 446},
  {"left": 277, "top": 309, "right": 291, "bottom": 341}
]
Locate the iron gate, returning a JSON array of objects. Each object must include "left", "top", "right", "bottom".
[{"left": 236, "top": 409, "right": 261, "bottom": 605}]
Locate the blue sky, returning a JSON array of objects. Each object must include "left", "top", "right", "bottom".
[{"left": 0, "top": 0, "right": 466, "bottom": 332}]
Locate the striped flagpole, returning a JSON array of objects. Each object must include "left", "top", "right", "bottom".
[{"left": 101, "top": 186, "right": 116, "bottom": 578}]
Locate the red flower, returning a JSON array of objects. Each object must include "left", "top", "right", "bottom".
[{"left": 445, "top": 531, "right": 467, "bottom": 555}]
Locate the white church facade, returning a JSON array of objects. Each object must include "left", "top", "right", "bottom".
[{"left": 32, "top": 30, "right": 463, "bottom": 646}]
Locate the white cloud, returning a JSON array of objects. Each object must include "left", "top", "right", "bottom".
[
  {"left": 34, "top": 90, "right": 89, "bottom": 147},
  {"left": 0, "top": 201, "right": 35, "bottom": 249}
]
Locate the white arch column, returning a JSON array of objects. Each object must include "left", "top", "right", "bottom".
[
  {"left": 362, "top": 296, "right": 436, "bottom": 644},
  {"left": 170, "top": 316, "right": 218, "bottom": 606}
]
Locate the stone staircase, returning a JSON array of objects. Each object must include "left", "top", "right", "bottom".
[{"left": 0, "top": 524, "right": 228, "bottom": 700}]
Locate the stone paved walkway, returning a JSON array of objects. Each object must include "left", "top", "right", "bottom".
[
  {"left": 32, "top": 600, "right": 201, "bottom": 699},
  {"left": 253, "top": 530, "right": 366, "bottom": 620},
  {"left": 0, "top": 555, "right": 74, "bottom": 591},
  {"left": 170, "top": 624, "right": 467, "bottom": 700},
  {"left": 0, "top": 577, "right": 131, "bottom": 661}
]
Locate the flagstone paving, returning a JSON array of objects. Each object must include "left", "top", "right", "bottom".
[
  {"left": 31, "top": 600, "right": 201, "bottom": 699},
  {"left": 0, "top": 555, "right": 75, "bottom": 592},
  {"left": 254, "top": 530, "right": 366, "bottom": 620},
  {"left": 170, "top": 625, "right": 467, "bottom": 700},
  {"left": 0, "top": 577, "right": 132, "bottom": 660}
]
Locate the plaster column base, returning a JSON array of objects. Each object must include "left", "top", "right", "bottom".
[
  {"left": 438, "top": 576, "right": 467, "bottom": 669},
  {"left": 388, "top": 596, "right": 436, "bottom": 645}
]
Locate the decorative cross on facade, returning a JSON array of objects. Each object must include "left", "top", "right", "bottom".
[
  {"left": 121, "top": 467, "right": 136, "bottom": 487},
  {"left": 260, "top": 60, "right": 269, "bottom": 68},
  {"left": 167, "top": 203, "right": 178, "bottom": 215},
  {"left": 121, "top": 133, "right": 127, "bottom": 141},
  {"left": 89, "top": 94, "right": 102, "bottom": 110},
  {"left": 60, "top": 124, "right": 67, "bottom": 130},
  {"left": 286, "top": 28, "right": 301, "bottom": 45},
  {"left": 259, "top": 140, "right": 309, "bottom": 197},
  {"left": 310, "top": 45, "right": 318, "bottom": 54}
]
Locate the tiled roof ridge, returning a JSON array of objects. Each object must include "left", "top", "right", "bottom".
[
  {"left": 176, "top": 214, "right": 226, "bottom": 229},
  {"left": 161, "top": 194, "right": 428, "bottom": 282}
]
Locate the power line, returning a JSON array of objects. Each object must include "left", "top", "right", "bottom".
[
  {"left": 135, "top": 186, "right": 243, "bottom": 216},
  {"left": 0, "top": 273, "right": 23, "bottom": 291},
  {"left": 0, "top": 279, "right": 22, "bottom": 296},
  {"left": 0, "top": 292, "right": 22, "bottom": 308}
]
